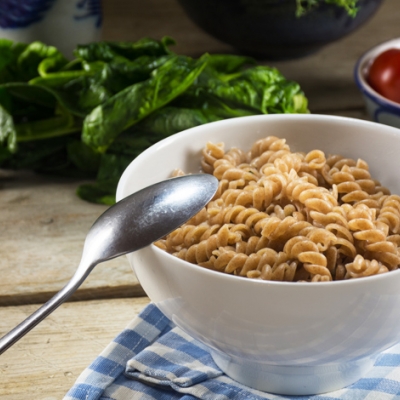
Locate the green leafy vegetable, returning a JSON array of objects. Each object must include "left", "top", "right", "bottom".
[
  {"left": 295, "top": 0, "right": 359, "bottom": 17},
  {"left": 194, "top": 65, "right": 309, "bottom": 114},
  {"left": 0, "top": 37, "right": 309, "bottom": 205},
  {"left": 0, "top": 103, "right": 17, "bottom": 152},
  {"left": 82, "top": 55, "right": 208, "bottom": 152}
]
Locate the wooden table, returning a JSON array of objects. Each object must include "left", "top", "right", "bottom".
[{"left": 0, "top": 0, "right": 398, "bottom": 397}]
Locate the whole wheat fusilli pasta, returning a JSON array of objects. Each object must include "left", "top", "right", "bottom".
[{"left": 154, "top": 136, "right": 400, "bottom": 282}]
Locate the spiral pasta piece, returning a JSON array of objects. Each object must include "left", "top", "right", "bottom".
[
  {"left": 260, "top": 216, "right": 313, "bottom": 250},
  {"left": 262, "top": 152, "right": 303, "bottom": 175},
  {"left": 173, "top": 224, "right": 238, "bottom": 264},
  {"left": 345, "top": 254, "right": 388, "bottom": 278},
  {"left": 165, "top": 223, "right": 220, "bottom": 250},
  {"left": 304, "top": 149, "right": 326, "bottom": 170},
  {"left": 201, "top": 142, "right": 225, "bottom": 173},
  {"left": 221, "top": 171, "right": 288, "bottom": 210},
  {"left": 250, "top": 136, "right": 290, "bottom": 158},
  {"left": 212, "top": 162, "right": 259, "bottom": 199},
  {"left": 377, "top": 195, "right": 400, "bottom": 234},
  {"left": 283, "top": 236, "right": 332, "bottom": 281},
  {"left": 286, "top": 176, "right": 337, "bottom": 213}
]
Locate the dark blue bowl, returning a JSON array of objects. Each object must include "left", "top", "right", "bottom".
[{"left": 177, "top": 0, "right": 384, "bottom": 60}]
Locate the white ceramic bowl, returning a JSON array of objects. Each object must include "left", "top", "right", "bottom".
[
  {"left": 355, "top": 37, "right": 400, "bottom": 129},
  {"left": 116, "top": 114, "right": 400, "bottom": 396}
]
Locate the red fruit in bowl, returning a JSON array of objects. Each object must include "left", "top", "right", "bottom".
[{"left": 367, "top": 48, "right": 400, "bottom": 104}]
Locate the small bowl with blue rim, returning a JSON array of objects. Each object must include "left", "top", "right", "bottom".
[{"left": 355, "top": 37, "right": 400, "bottom": 129}]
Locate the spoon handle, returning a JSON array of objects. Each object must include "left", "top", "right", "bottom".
[{"left": 0, "top": 267, "right": 90, "bottom": 355}]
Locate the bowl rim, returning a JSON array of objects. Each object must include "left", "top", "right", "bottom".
[
  {"left": 354, "top": 37, "right": 400, "bottom": 110},
  {"left": 117, "top": 113, "right": 400, "bottom": 288}
]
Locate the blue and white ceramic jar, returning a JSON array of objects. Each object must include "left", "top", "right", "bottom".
[{"left": 0, "top": 0, "right": 102, "bottom": 57}]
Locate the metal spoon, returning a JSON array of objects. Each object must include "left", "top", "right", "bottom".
[{"left": 0, "top": 174, "right": 218, "bottom": 355}]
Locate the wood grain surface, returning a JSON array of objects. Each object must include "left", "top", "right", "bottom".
[
  {"left": 0, "top": 170, "right": 145, "bottom": 306},
  {"left": 0, "top": 297, "right": 150, "bottom": 399}
]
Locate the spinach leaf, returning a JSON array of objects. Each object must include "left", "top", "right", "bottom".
[
  {"left": 37, "top": 52, "right": 69, "bottom": 76},
  {"left": 17, "top": 41, "right": 68, "bottom": 82},
  {"left": 205, "top": 54, "right": 255, "bottom": 74},
  {"left": 31, "top": 77, "right": 104, "bottom": 118},
  {"left": 30, "top": 55, "right": 173, "bottom": 118},
  {"left": 15, "top": 105, "right": 81, "bottom": 143},
  {"left": 172, "top": 90, "right": 259, "bottom": 119},
  {"left": 77, "top": 182, "right": 117, "bottom": 205},
  {"left": 99, "top": 55, "right": 173, "bottom": 93},
  {"left": 82, "top": 55, "right": 208, "bottom": 152},
  {"left": 195, "top": 65, "right": 308, "bottom": 114},
  {"left": 0, "top": 37, "right": 309, "bottom": 205},
  {"left": 76, "top": 125, "right": 176, "bottom": 204},
  {"left": 0, "top": 86, "right": 12, "bottom": 112},
  {"left": 0, "top": 40, "right": 28, "bottom": 84},
  {"left": 136, "top": 106, "right": 220, "bottom": 136},
  {"left": 2, "top": 82, "right": 56, "bottom": 108},
  {"left": 74, "top": 37, "right": 175, "bottom": 63},
  {"left": 2, "top": 135, "right": 71, "bottom": 170},
  {"left": 0, "top": 40, "right": 16, "bottom": 72},
  {"left": 0, "top": 40, "right": 67, "bottom": 85},
  {"left": 67, "top": 140, "right": 101, "bottom": 173},
  {"left": 0, "top": 84, "right": 81, "bottom": 149},
  {"left": 0, "top": 104, "right": 17, "bottom": 152},
  {"left": 0, "top": 145, "right": 11, "bottom": 164},
  {"left": 296, "top": 0, "right": 359, "bottom": 17},
  {"left": 30, "top": 70, "right": 91, "bottom": 88},
  {"left": 77, "top": 152, "right": 132, "bottom": 205}
]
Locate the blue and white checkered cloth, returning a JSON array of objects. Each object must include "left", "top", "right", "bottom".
[{"left": 64, "top": 303, "right": 400, "bottom": 400}]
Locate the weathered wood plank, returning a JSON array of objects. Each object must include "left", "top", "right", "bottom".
[
  {"left": 0, "top": 297, "right": 150, "bottom": 399},
  {"left": 0, "top": 171, "right": 145, "bottom": 306}
]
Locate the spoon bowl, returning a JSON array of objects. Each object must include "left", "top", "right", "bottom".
[{"left": 0, "top": 174, "right": 218, "bottom": 355}]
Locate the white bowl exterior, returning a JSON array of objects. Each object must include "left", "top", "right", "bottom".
[
  {"left": 132, "top": 244, "right": 400, "bottom": 363},
  {"left": 117, "top": 114, "right": 400, "bottom": 394}
]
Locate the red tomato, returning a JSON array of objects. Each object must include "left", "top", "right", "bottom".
[{"left": 367, "top": 48, "right": 400, "bottom": 104}]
